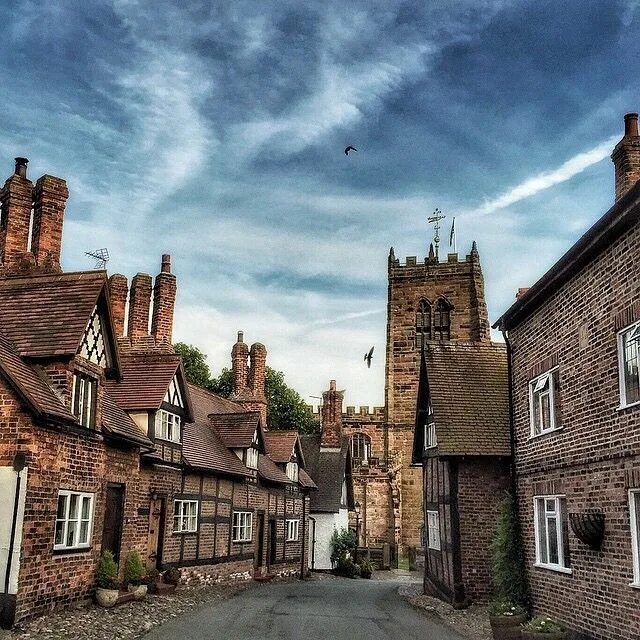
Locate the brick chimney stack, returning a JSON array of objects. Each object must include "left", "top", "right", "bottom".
[
  {"left": 248, "top": 343, "right": 267, "bottom": 400},
  {"left": 31, "top": 174, "right": 68, "bottom": 271},
  {"left": 612, "top": 112, "right": 640, "bottom": 202},
  {"left": 231, "top": 332, "right": 249, "bottom": 397},
  {"left": 151, "top": 254, "right": 176, "bottom": 346},
  {"left": 321, "top": 380, "right": 344, "bottom": 449},
  {"left": 127, "top": 273, "right": 152, "bottom": 340},
  {"left": 108, "top": 274, "right": 128, "bottom": 337}
]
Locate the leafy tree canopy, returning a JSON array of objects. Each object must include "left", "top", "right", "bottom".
[{"left": 175, "top": 344, "right": 320, "bottom": 435}]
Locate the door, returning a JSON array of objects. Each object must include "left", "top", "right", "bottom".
[
  {"left": 268, "top": 519, "right": 277, "bottom": 569},
  {"left": 147, "top": 497, "right": 166, "bottom": 570},
  {"left": 102, "top": 484, "right": 125, "bottom": 563},
  {"left": 255, "top": 513, "right": 265, "bottom": 569}
]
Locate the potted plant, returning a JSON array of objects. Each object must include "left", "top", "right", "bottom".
[
  {"left": 489, "top": 601, "right": 527, "bottom": 639},
  {"left": 163, "top": 566, "right": 181, "bottom": 586},
  {"left": 95, "top": 550, "right": 120, "bottom": 608},
  {"left": 125, "top": 550, "right": 149, "bottom": 600},
  {"left": 489, "top": 491, "right": 530, "bottom": 639},
  {"left": 521, "top": 616, "right": 567, "bottom": 640},
  {"left": 358, "top": 558, "right": 374, "bottom": 579}
]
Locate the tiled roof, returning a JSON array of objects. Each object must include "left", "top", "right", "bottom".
[
  {"left": 210, "top": 411, "right": 261, "bottom": 448},
  {"left": 105, "top": 354, "right": 185, "bottom": 412},
  {"left": 422, "top": 342, "right": 510, "bottom": 457},
  {"left": 101, "top": 390, "right": 152, "bottom": 447},
  {"left": 187, "top": 383, "right": 246, "bottom": 419},
  {"left": 264, "top": 431, "right": 300, "bottom": 464},
  {"left": 300, "top": 435, "right": 350, "bottom": 513},
  {"left": 0, "top": 271, "right": 106, "bottom": 358},
  {"left": 183, "top": 420, "right": 252, "bottom": 478},
  {"left": 0, "top": 331, "right": 75, "bottom": 422},
  {"left": 258, "top": 454, "right": 293, "bottom": 485},
  {"left": 298, "top": 468, "right": 318, "bottom": 490}
]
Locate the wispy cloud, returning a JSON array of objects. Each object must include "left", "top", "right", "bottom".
[
  {"left": 467, "top": 136, "right": 619, "bottom": 217},
  {"left": 311, "top": 309, "right": 382, "bottom": 326}
]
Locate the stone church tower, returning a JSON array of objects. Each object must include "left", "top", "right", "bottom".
[{"left": 385, "top": 242, "right": 491, "bottom": 550}]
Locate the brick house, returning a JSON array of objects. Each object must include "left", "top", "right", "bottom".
[
  {"left": 0, "top": 158, "right": 315, "bottom": 627},
  {"left": 494, "top": 113, "right": 640, "bottom": 640},
  {"left": 411, "top": 342, "right": 510, "bottom": 606}
]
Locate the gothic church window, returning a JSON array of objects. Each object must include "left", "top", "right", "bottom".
[
  {"left": 350, "top": 432, "right": 371, "bottom": 464},
  {"left": 78, "top": 306, "right": 108, "bottom": 367},
  {"left": 416, "top": 300, "right": 432, "bottom": 349},
  {"left": 433, "top": 298, "right": 451, "bottom": 341}
]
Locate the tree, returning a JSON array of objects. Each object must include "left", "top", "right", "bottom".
[
  {"left": 174, "top": 342, "right": 212, "bottom": 388},
  {"left": 176, "top": 343, "right": 320, "bottom": 434}
]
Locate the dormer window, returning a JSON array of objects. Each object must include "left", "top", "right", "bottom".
[
  {"left": 246, "top": 447, "right": 258, "bottom": 469},
  {"left": 155, "top": 409, "right": 181, "bottom": 443},
  {"left": 286, "top": 461, "right": 299, "bottom": 482},
  {"left": 71, "top": 372, "right": 97, "bottom": 428}
]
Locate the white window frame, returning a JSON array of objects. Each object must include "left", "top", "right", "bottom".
[
  {"left": 618, "top": 322, "right": 640, "bottom": 409},
  {"left": 630, "top": 489, "right": 640, "bottom": 587},
  {"left": 54, "top": 490, "right": 94, "bottom": 551},
  {"left": 155, "top": 409, "right": 181, "bottom": 443},
  {"left": 71, "top": 372, "right": 97, "bottom": 428},
  {"left": 286, "top": 519, "right": 300, "bottom": 542},
  {"left": 232, "top": 511, "right": 253, "bottom": 542},
  {"left": 245, "top": 446, "right": 259, "bottom": 470},
  {"left": 533, "top": 495, "right": 571, "bottom": 573},
  {"left": 173, "top": 500, "right": 198, "bottom": 533},
  {"left": 426, "top": 510, "right": 441, "bottom": 550},
  {"left": 424, "top": 419, "right": 437, "bottom": 449},
  {"left": 286, "top": 461, "right": 299, "bottom": 482},
  {"left": 528, "top": 367, "right": 560, "bottom": 437}
]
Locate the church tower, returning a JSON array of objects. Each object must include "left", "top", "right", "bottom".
[{"left": 384, "top": 242, "right": 490, "bottom": 551}]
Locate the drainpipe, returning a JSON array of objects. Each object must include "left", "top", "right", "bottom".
[
  {"left": 309, "top": 517, "right": 316, "bottom": 570},
  {"left": 4, "top": 453, "right": 26, "bottom": 595},
  {"left": 501, "top": 330, "right": 518, "bottom": 500},
  {"left": 299, "top": 492, "right": 307, "bottom": 580}
]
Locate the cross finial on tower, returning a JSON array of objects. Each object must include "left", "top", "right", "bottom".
[{"left": 427, "top": 208, "right": 446, "bottom": 260}]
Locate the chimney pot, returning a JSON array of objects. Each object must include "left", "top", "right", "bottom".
[
  {"left": 14, "top": 158, "right": 28, "bottom": 178},
  {"left": 237, "top": 331, "right": 244, "bottom": 343},
  {"left": 161, "top": 254, "right": 171, "bottom": 273},
  {"left": 330, "top": 379, "right": 336, "bottom": 391},
  {"left": 624, "top": 113, "right": 639, "bottom": 137}
]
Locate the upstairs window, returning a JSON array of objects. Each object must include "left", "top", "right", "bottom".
[
  {"left": 433, "top": 298, "right": 451, "bottom": 341},
  {"left": 424, "top": 419, "right": 437, "bottom": 450},
  {"left": 173, "top": 500, "right": 198, "bottom": 533},
  {"left": 415, "top": 300, "right": 432, "bottom": 349},
  {"left": 350, "top": 432, "right": 372, "bottom": 464},
  {"left": 618, "top": 322, "right": 640, "bottom": 408},
  {"left": 426, "top": 510, "right": 441, "bottom": 550},
  {"left": 155, "top": 409, "right": 181, "bottom": 443},
  {"left": 286, "top": 461, "right": 299, "bottom": 482},
  {"left": 286, "top": 519, "right": 300, "bottom": 542},
  {"left": 533, "top": 496, "right": 570, "bottom": 572},
  {"left": 232, "top": 511, "right": 253, "bottom": 542},
  {"left": 54, "top": 491, "right": 94, "bottom": 551},
  {"left": 529, "top": 368, "right": 561, "bottom": 436},
  {"left": 71, "top": 372, "right": 97, "bottom": 428},
  {"left": 245, "top": 446, "right": 259, "bottom": 470}
]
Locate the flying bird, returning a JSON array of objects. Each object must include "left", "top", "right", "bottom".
[
  {"left": 344, "top": 145, "right": 357, "bottom": 155},
  {"left": 364, "top": 346, "right": 374, "bottom": 368}
]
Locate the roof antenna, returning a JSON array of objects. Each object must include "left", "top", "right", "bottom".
[
  {"left": 427, "top": 208, "right": 446, "bottom": 261},
  {"left": 85, "top": 248, "right": 110, "bottom": 270}
]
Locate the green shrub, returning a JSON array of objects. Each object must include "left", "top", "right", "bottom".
[
  {"left": 490, "top": 491, "right": 529, "bottom": 607},
  {"left": 335, "top": 557, "right": 360, "bottom": 578},
  {"left": 124, "top": 550, "right": 146, "bottom": 586},
  {"left": 489, "top": 600, "right": 527, "bottom": 617},
  {"left": 96, "top": 550, "right": 119, "bottom": 590},
  {"left": 329, "top": 528, "right": 357, "bottom": 566},
  {"left": 523, "top": 616, "right": 565, "bottom": 634},
  {"left": 358, "top": 558, "right": 374, "bottom": 579}
]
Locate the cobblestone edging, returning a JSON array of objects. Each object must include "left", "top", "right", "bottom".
[
  {"left": 6, "top": 582, "right": 252, "bottom": 640},
  {"left": 399, "top": 584, "right": 492, "bottom": 640}
]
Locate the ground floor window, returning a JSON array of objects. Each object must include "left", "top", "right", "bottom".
[
  {"left": 173, "top": 500, "right": 198, "bottom": 533},
  {"left": 233, "top": 511, "right": 253, "bottom": 542},
  {"left": 54, "top": 490, "right": 94, "bottom": 551},
  {"left": 533, "top": 495, "right": 570, "bottom": 572},
  {"left": 630, "top": 490, "right": 640, "bottom": 585},
  {"left": 286, "top": 519, "right": 300, "bottom": 542},
  {"left": 426, "top": 510, "right": 441, "bottom": 550}
]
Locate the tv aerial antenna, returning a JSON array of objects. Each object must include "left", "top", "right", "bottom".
[{"left": 85, "top": 248, "right": 110, "bottom": 270}]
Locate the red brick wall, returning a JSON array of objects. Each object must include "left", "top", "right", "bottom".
[{"left": 509, "top": 213, "right": 640, "bottom": 639}]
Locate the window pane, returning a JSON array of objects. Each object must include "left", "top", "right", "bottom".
[
  {"left": 540, "top": 393, "right": 551, "bottom": 430},
  {"left": 536, "top": 500, "right": 548, "bottom": 564},
  {"left": 548, "top": 517, "right": 559, "bottom": 565},
  {"left": 55, "top": 521, "right": 65, "bottom": 546},
  {"left": 624, "top": 331, "right": 640, "bottom": 404},
  {"left": 57, "top": 495, "right": 68, "bottom": 519},
  {"left": 79, "top": 520, "right": 89, "bottom": 544},
  {"left": 68, "top": 494, "right": 79, "bottom": 519},
  {"left": 66, "top": 520, "right": 77, "bottom": 547},
  {"left": 81, "top": 496, "right": 91, "bottom": 520}
]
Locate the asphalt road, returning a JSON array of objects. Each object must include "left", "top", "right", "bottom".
[{"left": 145, "top": 576, "right": 464, "bottom": 640}]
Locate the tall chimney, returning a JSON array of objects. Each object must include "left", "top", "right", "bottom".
[
  {"left": 231, "top": 332, "right": 249, "bottom": 397},
  {"left": 31, "top": 174, "right": 69, "bottom": 271},
  {"left": 248, "top": 342, "right": 267, "bottom": 399},
  {"left": 321, "top": 380, "right": 344, "bottom": 448},
  {"left": 127, "top": 273, "right": 152, "bottom": 340},
  {"left": 612, "top": 112, "right": 640, "bottom": 202},
  {"left": 151, "top": 254, "right": 177, "bottom": 346},
  {"left": 108, "top": 274, "right": 128, "bottom": 337},
  {"left": 0, "top": 158, "right": 34, "bottom": 270}
]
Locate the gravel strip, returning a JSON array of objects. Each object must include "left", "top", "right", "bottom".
[
  {"left": 399, "top": 584, "right": 492, "bottom": 640},
  {"left": 8, "top": 582, "right": 251, "bottom": 640}
]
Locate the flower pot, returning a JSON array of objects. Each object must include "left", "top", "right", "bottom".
[
  {"left": 95, "top": 587, "right": 119, "bottom": 608},
  {"left": 521, "top": 630, "right": 567, "bottom": 640},
  {"left": 127, "top": 584, "right": 148, "bottom": 600},
  {"left": 490, "top": 613, "right": 527, "bottom": 640}
]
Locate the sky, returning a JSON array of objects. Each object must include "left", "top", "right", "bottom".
[{"left": 1, "top": 0, "right": 639, "bottom": 407}]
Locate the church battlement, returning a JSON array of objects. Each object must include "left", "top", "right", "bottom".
[{"left": 307, "top": 404, "right": 385, "bottom": 418}]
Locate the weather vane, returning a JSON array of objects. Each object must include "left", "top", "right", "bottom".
[
  {"left": 427, "top": 208, "right": 446, "bottom": 259},
  {"left": 85, "top": 248, "right": 110, "bottom": 270}
]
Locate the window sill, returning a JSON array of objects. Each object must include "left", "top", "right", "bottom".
[
  {"left": 533, "top": 563, "right": 572, "bottom": 575},
  {"left": 617, "top": 400, "right": 640, "bottom": 412},
  {"left": 232, "top": 539, "right": 252, "bottom": 544},
  {"left": 528, "top": 427, "right": 563, "bottom": 441},
  {"left": 53, "top": 546, "right": 92, "bottom": 556},
  {"left": 286, "top": 539, "right": 299, "bottom": 543},
  {"left": 172, "top": 530, "right": 198, "bottom": 535}
]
